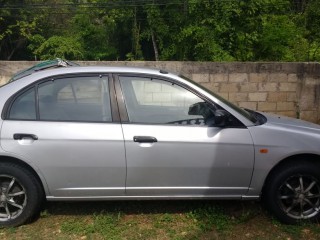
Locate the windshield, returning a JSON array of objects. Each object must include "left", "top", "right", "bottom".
[{"left": 179, "top": 75, "right": 257, "bottom": 123}]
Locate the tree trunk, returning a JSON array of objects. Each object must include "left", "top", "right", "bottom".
[
  {"left": 7, "top": 39, "right": 25, "bottom": 60},
  {"left": 151, "top": 30, "right": 159, "bottom": 61}
]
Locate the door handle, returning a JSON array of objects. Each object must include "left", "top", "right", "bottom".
[
  {"left": 13, "top": 133, "right": 38, "bottom": 140},
  {"left": 133, "top": 136, "right": 157, "bottom": 143}
]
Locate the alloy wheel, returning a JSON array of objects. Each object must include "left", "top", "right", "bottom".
[
  {"left": 278, "top": 174, "right": 320, "bottom": 219},
  {"left": 0, "top": 175, "right": 27, "bottom": 222}
]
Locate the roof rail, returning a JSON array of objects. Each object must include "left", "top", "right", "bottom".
[{"left": 9, "top": 58, "right": 79, "bottom": 82}]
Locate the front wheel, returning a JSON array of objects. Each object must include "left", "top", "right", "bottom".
[
  {"left": 0, "top": 162, "right": 43, "bottom": 227},
  {"left": 263, "top": 162, "right": 320, "bottom": 224}
]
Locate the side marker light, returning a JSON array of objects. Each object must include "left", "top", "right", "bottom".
[{"left": 260, "top": 149, "right": 269, "bottom": 154}]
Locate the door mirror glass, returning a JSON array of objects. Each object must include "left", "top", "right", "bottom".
[{"left": 214, "top": 110, "right": 229, "bottom": 127}]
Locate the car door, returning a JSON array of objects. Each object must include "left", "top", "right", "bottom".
[
  {"left": 1, "top": 74, "right": 126, "bottom": 198},
  {"left": 116, "top": 75, "right": 255, "bottom": 197}
]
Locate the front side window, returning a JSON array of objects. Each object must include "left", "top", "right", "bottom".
[
  {"left": 119, "top": 76, "right": 216, "bottom": 125},
  {"left": 8, "top": 76, "right": 111, "bottom": 122}
]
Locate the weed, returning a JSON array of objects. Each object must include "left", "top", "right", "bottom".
[
  {"left": 60, "top": 218, "right": 93, "bottom": 235},
  {"left": 309, "top": 223, "right": 320, "bottom": 235},
  {"left": 7, "top": 227, "right": 16, "bottom": 234},
  {"left": 159, "top": 213, "right": 173, "bottom": 223},
  {"left": 235, "top": 209, "right": 258, "bottom": 223},
  {"left": 92, "top": 212, "right": 122, "bottom": 239},
  {"left": 280, "top": 224, "right": 303, "bottom": 238},
  {"left": 188, "top": 204, "right": 231, "bottom": 232},
  {"left": 40, "top": 209, "right": 50, "bottom": 218}
]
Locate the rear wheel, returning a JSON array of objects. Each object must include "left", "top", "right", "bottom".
[
  {"left": 0, "top": 162, "right": 43, "bottom": 227},
  {"left": 264, "top": 162, "right": 320, "bottom": 224}
]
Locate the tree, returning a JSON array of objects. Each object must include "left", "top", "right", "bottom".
[
  {"left": 0, "top": 0, "right": 319, "bottom": 61},
  {"left": 0, "top": 0, "right": 41, "bottom": 60},
  {"left": 33, "top": 35, "right": 84, "bottom": 59},
  {"left": 256, "top": 15, "right": 307, "bottom": 61},
  {"left": 305, "top": 0, "right": 320, "bottom": 61}
]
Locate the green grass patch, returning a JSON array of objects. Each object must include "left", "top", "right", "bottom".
[
  {"left": 1, "top": 201, "right": 320, "bottom": 240},
  {"left": 60, "top": 211, "right": 123, "bottom": 239},
  {"left": 187, "top": 204, "right": 231, "bottom": 232}
]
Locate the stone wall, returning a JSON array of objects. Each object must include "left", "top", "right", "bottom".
[{"left": 1, "top": 61, "right": 320, "bottom": 123}]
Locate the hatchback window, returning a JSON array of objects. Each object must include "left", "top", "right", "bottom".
[{"left": 119, "top": 76, "right": 216, "bottom": 125}]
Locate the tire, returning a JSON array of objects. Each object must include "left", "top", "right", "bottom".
[
  {"left": 0, "top": 162, "right": 44, "bottom": 227},
  {"left": 263, "top": 161, "right": 320, "bottom": 224}
]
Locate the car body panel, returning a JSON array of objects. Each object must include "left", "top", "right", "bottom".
[
  {"left": 122, "top": 124, "right": 255, "bottom": 197},
  {"left": 247, "top": 113, "right": 320, "bottom": 195},
  {"left": 0, "top": 121, "right": 126, "bottom": 197}
]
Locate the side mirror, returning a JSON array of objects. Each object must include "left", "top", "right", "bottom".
[
  {"left": 213, "top": 110, "right": 229, "bottom": 127},
  {"left": 188, "top": 102, "right": 212, "bottom": 116},
  {"left": 188, "top": 102, "right": 230, "bottom": 127}
]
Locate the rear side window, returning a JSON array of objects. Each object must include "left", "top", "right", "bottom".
[
  {"left": 8, "top": 75, "right": 112, "bottom": 122},
  {"left": 9, "top": 88, "right": 36, "bottom": 120}
]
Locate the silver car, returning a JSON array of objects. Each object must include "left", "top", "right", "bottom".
[{"left": 1, "top": 64, "right": 320, "bottom": 227}]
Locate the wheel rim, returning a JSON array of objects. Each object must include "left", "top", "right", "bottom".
[
  {"left": 0, "top": 175, "right": 27, "bottom": 222},
  {"left": 278, "top": 174, "right": 320, "bottom": 220}
]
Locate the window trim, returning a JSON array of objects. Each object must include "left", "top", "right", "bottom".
[
  {"left": 4, "top": 86, "right": 37, "bottom": 121},
  {"left": 109, "top": 73, "right": 121, "bottom": 123},
  {"left": 114, "top": 73, "right": 246, "bottom": 128},
  {"left": 113, "top": 74, "right": 129, "bottom": 123},
  {"left": 3, "top": 73, "right": 118, "bottom": 124}
]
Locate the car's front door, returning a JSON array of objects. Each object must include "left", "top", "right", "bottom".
[
  {"left": 1, "top": 75, "right": 126, "bottom": 198},
  {"left": 117, "top": 75, "right": 254, "bottom": 197}
]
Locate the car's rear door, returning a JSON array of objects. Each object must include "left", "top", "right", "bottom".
[
  {"left": 116, "top": 74, "right": 255, "bottom": 198},
  {"left": 1, "top": 74, "right": 126, "bottom": 198}
]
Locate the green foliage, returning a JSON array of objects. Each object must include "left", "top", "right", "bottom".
[
  {"left": 304, "top": 0, "right": 320, "bottom": 61},
  {"left": 305, "top": 0, "right": 320, "bottom": 41},
  {"left": 309, "top": 41, "right": 320, "bottom": 61},
  {"left": 256, "top": 15, "right": 306, "bottom": 61},
  {"left": 34, "top": 36, "right": 84, "bottom": 60},
  {"left": 1, "top": 0, "right": 320, "bottom": 61}
]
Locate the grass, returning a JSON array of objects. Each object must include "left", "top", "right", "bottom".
[{"left": 1, "top": 200, "right": 320, "bottom": 240}]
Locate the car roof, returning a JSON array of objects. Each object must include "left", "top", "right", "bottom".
[{"left": 17, "top": 65, "right": 175, "bottom": 81}]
